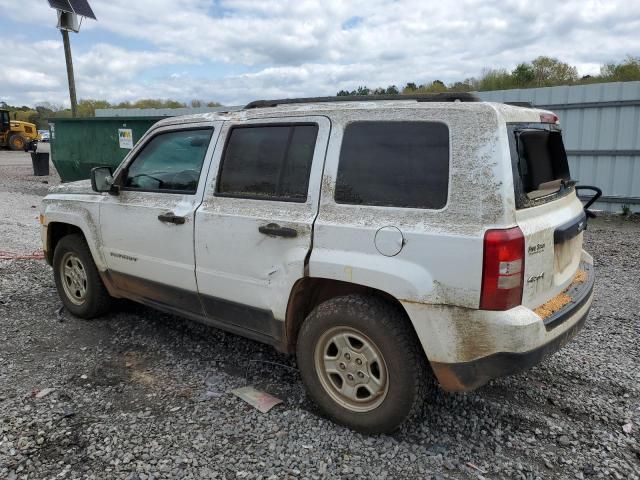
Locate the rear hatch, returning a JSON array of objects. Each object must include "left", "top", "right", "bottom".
[{"left": 507, "top": 119, "right": 592, "bottom": 324}]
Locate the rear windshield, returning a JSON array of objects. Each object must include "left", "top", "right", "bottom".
[{"left": 510, "top": 124, "right": 572, "bottom": 208}]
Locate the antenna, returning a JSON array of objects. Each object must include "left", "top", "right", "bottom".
[{"left": 47, "top": 0, "right": 97, "bottom": 117}]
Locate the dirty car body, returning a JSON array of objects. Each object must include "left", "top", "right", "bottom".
[{"left": 41, "top": 94, "right": 595, "bottom": 432}]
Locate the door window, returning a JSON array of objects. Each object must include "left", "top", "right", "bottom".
[
  {"left": 335, "top": 121, "right": 449, "bottom": 209},
  {"left": 124, "top": 128, "right": 213, "bottom": 193},
  {"left": 0, "top": 111, "right": 9, "bottom": 132},
  {"left": 216, "top": 124, "right": 318, "bottom": 202}
]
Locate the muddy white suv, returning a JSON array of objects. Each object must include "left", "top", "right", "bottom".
[{"left": 41, "top": 93, "right": 595, "bottom": 433}]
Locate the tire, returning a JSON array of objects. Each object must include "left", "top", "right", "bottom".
[
  {"left": 8, "top": 134, "right": 26, "bottom": 151},
  {"left": 296, "top": 294, "right": 431, "bottom": 434},
  {"left": 53, "top": 234, "right": 112, "bottom": 318}
]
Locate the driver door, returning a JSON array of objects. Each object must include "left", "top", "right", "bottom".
[{"left": 99, "top": 122, "right": 221, "bottom": 315}]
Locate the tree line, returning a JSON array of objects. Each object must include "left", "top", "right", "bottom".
[
  {"left": 4, "top": 56, "right": 639, "bottom": 129},
  {"left": 0, "top": 99, "right": 221, "bottom": 130},
  {"left": 337, "top": 55, "right": 640, "bottom": 96}
]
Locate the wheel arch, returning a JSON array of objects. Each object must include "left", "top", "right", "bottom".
[
  {"left": 45, "top": 222, "right": 85, "bottom": 265},
  {"left": 285, "top": 277, "right": 419, "bottom": 353},
  {"left": 42, "top": 198, "right": 105, "bottom": 270}
]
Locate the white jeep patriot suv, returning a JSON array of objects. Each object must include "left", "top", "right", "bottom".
[{"left": 41, "top": 93, "right": 596, "bottom": 433}]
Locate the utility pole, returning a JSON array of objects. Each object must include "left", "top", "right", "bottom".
[
  {"left": 60, "top": 29, "right": 78, "bottom": 118},
  {"left": 47, "top": 0, "right": 97, "bottom": 118}
]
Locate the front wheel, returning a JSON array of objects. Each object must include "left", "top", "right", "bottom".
[
  {"left": 296, "top": 294, "right": 431, "bottom": 434},
  {"left": 8, "top": 134, "right": 26, "bottom": 151},
  {"left": 53, "top": 234, "right": 112, "bottom": 318}
]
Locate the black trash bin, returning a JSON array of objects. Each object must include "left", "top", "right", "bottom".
[{"left": 31, "top": 152, "right": 50, "bottom": 176}]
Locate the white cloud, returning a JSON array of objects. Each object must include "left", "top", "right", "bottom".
[{"left": 0, "top": 0, "right": 639, "bottom": 106}]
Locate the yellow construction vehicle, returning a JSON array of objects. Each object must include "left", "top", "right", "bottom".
[{"left": 0, "top": 109, "right": 40, "bottom": 150}]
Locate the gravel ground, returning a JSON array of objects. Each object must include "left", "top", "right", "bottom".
[
  {"left": 0, "top": 152, "right": 639, "bottom": 479},
  {"left": 0, "top": 150, "right": 60, "bottom": 254}
]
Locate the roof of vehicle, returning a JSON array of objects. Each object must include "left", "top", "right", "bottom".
[{"left": 154, "top": 94, "right": 547, "bottom": 127}]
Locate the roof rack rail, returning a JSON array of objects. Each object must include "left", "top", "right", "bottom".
[{"left": 244, "top": 92, "right": 482, "bottom": 109}]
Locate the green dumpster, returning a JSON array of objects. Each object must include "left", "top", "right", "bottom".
[{"left": 49, "top": 117, "right": 164, "bottom": 182}]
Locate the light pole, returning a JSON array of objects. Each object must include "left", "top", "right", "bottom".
[
  {"left": 46, "top": 0, "right": 97, "bottom": 117},
  {"left": 60, "top": 29, "right": 78, "bottom": 117}
]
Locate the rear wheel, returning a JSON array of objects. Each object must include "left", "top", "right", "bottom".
[
  {"left": 8, "top": 134, "right": 26, "bottom": 151},
  {"left": 53, "top": 234, "right": 112, "bottom": 318},
  {"left": 296, "top": 294, "right": 430, "bottom": 434}
]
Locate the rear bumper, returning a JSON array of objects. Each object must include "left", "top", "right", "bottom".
[
  {"left": 403, "top": 250, "right": 595, "bottom": 392},
  {"left": 430, "top": 299, "right": 590, "bottom": 391}
]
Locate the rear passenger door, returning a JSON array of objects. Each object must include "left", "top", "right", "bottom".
[{"left": 194, "top": 116, "right": 330, "bottom": 342}]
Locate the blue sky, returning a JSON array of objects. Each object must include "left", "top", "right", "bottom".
[{"left": 1, "top": 0, "right": 638, "bottom": 107}]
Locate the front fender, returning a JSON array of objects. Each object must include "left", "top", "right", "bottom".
[{"left": 41, "top": 195, "right": 105, "bottom": 270}]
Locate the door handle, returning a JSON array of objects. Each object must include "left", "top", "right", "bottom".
[
  {"left": 157, "top": 212, "right": 186, "bottom": 225},
  {"left": 258, "top": 223, "right": 298, "bottom": 238}
]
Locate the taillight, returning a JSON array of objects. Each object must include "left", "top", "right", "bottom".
[
  {"left": 540, "top": 112, "right": 559, "bottom": 124},
  {"left": 480, "top": 227, "right": 525, "bottom": 310}
]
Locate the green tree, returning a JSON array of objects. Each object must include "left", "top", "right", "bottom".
[
  {"left": 115, "top": 99, "right": 188, "bottom": 109},
  {"left": 417, "top": 80, "right": 447, "bottom": 93},
  {"left": 385, "top": 85, "right": 399, "bottom": 95},
  {"left": 449, "top": 80, "right": 474, "bottom": 92},
  {"left": 531, "top": 56, "right": 578, "bottom": 87},
  {"left": 600, "top": 56, "right": 640, "bottom": 81},
  {"left": 477, "top": 68, "right": 514, "bottom": 91},
  {"left": 403, "top": 82, "right": 417, "bottom": 93},
  {"left": 76, "top": 99, "right": 111, "bottom": 117},
  {"left": 512, "top": 63, "right": 535, "bottom": 87}
]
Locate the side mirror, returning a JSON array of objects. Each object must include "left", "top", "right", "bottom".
[{"left": 91, "top": 166, "right": 115, "bottom": 193}]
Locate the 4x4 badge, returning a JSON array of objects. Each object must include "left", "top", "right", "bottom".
[{"left": 527, "top": 272, "right": 545, "bottom": 283}]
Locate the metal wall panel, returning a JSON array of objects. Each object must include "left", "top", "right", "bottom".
[{"left": 478, "top": 81, "right": 640, "bottom": 212}]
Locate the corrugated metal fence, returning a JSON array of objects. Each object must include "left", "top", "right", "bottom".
[{"left": 478, "top": 81, "right": 640, "bottom": 213}]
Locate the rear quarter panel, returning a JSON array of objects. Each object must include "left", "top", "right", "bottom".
[{"left": 310, "top": 104, "right": 516, "bottom": 309}]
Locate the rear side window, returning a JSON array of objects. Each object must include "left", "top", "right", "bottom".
[
  {"left": 217, "top": 124, "right": 318, "bottom": 202},
  {"left": 335, "top": 121, "right": 449, "bottom": 209}
]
